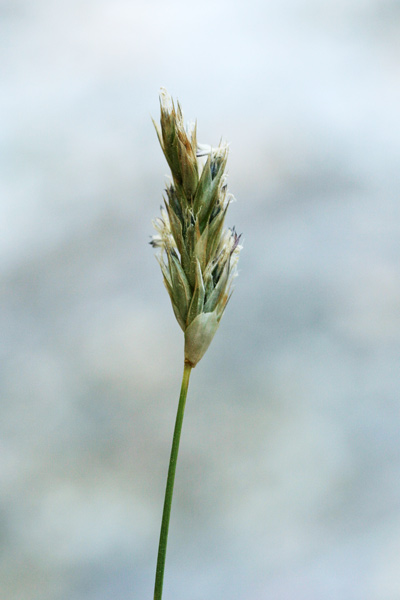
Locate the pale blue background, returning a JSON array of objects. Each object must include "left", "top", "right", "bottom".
[{"left": 1, "top": 1, "right": 400, "bottom": 599}]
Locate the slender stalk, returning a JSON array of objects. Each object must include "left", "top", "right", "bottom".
[{"left": 154, "top": 362, "right": 192, "bottom": 600}]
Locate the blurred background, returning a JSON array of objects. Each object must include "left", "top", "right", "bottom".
[{"left": 1, "top": 0, "right": 400, "bottom": 598}]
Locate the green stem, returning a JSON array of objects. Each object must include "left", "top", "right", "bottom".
[{"left": 154, "top": 362, "right": 192, "bottom": 600}]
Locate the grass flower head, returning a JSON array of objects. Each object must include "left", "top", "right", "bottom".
[{"left": 151, "top": 88, "right": 241, "bottom": 367}]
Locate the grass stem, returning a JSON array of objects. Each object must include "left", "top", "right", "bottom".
[{"left": 154, "top": 362, "right": 192, "bottom": 600}]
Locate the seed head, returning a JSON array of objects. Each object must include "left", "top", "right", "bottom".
[{"left": 151, "top": 89, "right": 242, "bottom": 367}]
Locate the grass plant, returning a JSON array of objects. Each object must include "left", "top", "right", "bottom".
[{"left": 151, "top": 89, "right": 241, "bottom": 600}]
